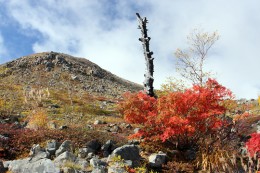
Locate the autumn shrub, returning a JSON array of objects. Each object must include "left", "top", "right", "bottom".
[
  {"left": 27, "top": 109, "right": 49, "bottom": 129},
  {"left": 246, "top": 133, "right": 260, "bottom": 158},
  {"left": 119, "top": 79, "right": 233, "bottom": 149}
]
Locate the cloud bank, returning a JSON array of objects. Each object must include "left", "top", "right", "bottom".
[{"left": 1, "top": 0, "right": 260, "bottom": 99}]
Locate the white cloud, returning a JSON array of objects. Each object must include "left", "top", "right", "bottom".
[
  {"left": 3, "top": 0, "right": 260, "bottom": 99},
  {"left": 0, "top": 33, "right": 7, "bottom": 58}
]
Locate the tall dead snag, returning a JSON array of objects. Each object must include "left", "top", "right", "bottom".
[{"left": 136, "top": 13, "right": 155, "bottom": 97}]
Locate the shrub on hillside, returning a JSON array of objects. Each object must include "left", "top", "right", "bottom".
[
  {"left": 119, "top": 79, "right": 233, "bottom": 147},
  {"left": 246, "top": 133, "right": 260, "bottom": 158},
  {"left": 27, "top": 109, "right": 49, "bottom": 129}
]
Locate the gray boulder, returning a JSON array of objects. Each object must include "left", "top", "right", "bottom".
[
  {"left": 90, "top": 156, "right": 107, "bottom": 168},
  {"left": 108, "top": 145, "right": 140, "bottom": 167},
  {"left": 149, "top": 152, "right": 167, "bottom": 168},
  {"left": 29, "top": 144, "right": 50, "bottom": 162},
  {"left": 86, "top": 139, "right": 101, "bottom": 152},
  {"left": 55, "top": 140, "right": 73, "bottom": 157},
  {"left": 4, "top": 158, "right": 60, "bottom": 173},
  {"left": 29, "top": 144, "right": 44, "bottom": 156},
  {"left": 78, "top": 147, "right": 95, "bottom": 158},
  {"left": 91, "top": 165, "right": 106, "bottom": 173},
  {"left": 54, "top": 151, "right": 77, "bottom": 167},
  {"left": 46, "top": 140, "right": 60, "bottom": 156},
  {"left": 101, "top": 140, "right": 117, "bottom": 157},
  {"left": 75, "top": 158, "right": 89, "bottom": 170}
]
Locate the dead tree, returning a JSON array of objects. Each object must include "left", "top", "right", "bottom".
[{"left": 136, "top": 13, "right": 155, "bottom": 97}]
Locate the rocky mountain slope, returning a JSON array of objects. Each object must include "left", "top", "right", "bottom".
[{"left": 0, "top": 51, "right": 142, "bottom": 98}]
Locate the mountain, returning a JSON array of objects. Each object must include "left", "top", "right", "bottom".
[
  {"left": 0, "top": 52, "right": 142, "bottom": 125},
  {"left": 0, "top": 51, "right": 142, "bottom": 98}
]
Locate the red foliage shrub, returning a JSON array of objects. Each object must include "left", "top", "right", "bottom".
[
  {"left": 119, "top": 79, "right": 233, "bottom": 146},
  {"left": 246, "top": 133, "right": 260, "bottom": 158}
]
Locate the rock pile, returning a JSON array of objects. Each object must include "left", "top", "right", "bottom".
[{"left": 2, "top": 139, "right": 167, "bottom": 173}]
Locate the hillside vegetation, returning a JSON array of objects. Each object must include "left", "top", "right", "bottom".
[{"left": 0, "top": 52, "right": 259, "bottom": 173}]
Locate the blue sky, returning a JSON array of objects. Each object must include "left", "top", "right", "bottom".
[{"left": 0, "top": 0, "right": 260, "bottom": 99}]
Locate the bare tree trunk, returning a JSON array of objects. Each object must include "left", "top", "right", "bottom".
[{"left": 136, "top": 13, "right": 155, "bottom": 97}]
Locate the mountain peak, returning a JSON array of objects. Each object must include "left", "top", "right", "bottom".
[{"left": 0, "top": 52, "right": 142, "bottom": 98}]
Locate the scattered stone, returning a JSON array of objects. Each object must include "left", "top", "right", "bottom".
[
  {"left": 78, "top": 147, "right": 95, "bottom": 158},
  {"left": 91, "top": 165, "right": 106, "bottom": 173},
  {"left": 87, "top": 152, "right": 95, "bottom": 159},
  {"left": 75, "top": 158, "right": 89, "bottom": 170},
  {"left": 48, "top": 121, "right": 57, "bottom": 129},
  {"left": 28, "top": 144, "right": 50, "bottom": 162},
  {"left": 90, "top": 156, "right": 107, "bottom": 168},
  {"left": 149, "top": 152, "right": 167, "bottom": 168},
  {"left": 46, "top": 140, "right": 60, "bottom": 157},
  {"left": 86, "top": 139, "right": 101, "bottom": 152},
  {"left": 86, "top": 124, "right": 94, "bottom": 130},
  {"left": 55, "top": 140, "right": 73, "bottom": 157},
  {"left": 101, "top": 140, "right": 117, "bottom": 157},
  {"left": 54, "top": 151, "right": 77, "bottom": 167},
  {"left": 94, "top": 120, "right": 106, "bottom": 125},
  {"left": 59, "top": 125, "right": 68, "bottom": 130},
  {"left": 120, "top": 123, "right": 132, "bottom": 129},
  {"left": 134, "top": 128, "right": 140, "bottom": 134},
  {"left": 108, "top": 145, "right": 141, "bottom": 167},
  {"left": 29, "top": 144, "right": 44, "bottom": 156},
  {"left": 108, "top": 163, "right": 127, "bottom": 173},
  {"left": 71, "top": 75, "right": 79, "bottom": 81},
  {"left": 109, "top": 125, "right": 122, "bottom": 133}
]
